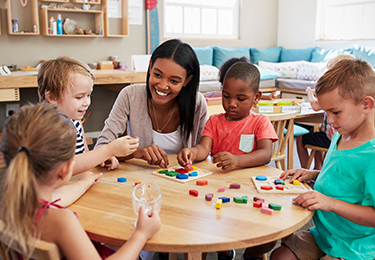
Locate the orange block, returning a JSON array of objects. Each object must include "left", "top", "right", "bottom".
[{"left": 196, "top": 180, "right": 208, "bottom": 186}]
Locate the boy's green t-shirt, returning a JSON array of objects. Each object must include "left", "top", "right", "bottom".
[{"left": 311, "top": 133, "right": 375, "bottom": 259}]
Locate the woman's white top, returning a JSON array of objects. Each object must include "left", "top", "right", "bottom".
[{"left": 152, "top": 126, "right": 183, "bottom": 155}]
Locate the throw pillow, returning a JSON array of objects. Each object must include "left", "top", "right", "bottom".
[
  {"left": 193, "top": 47, "right": 214, "bottom": 66},
  {"left": 297, "top": 61, "right": 327, "bottom": 81},
  {"left": 258, "top": 68, "right": 280, "bottom": 80},
  {"left": 213, "top": 46, "right": 250, "bottom": 68},
  {"left": 258, "top": 61, "right": 301, "bottom": 78},
  {"left": 311, "top": 47, "right": 353, "bottom": 63},
  {"left": 280, "top": 47, "right": 317, "bottom": 62},
  {"left": 200, "top": 65, "right": 219, "bottom": 81},
  {"left": 352, "top": 44, "right": 375, "bottom": 68},
  {"left": 250, "top": 47, "right": 282, "bottom": 65}
]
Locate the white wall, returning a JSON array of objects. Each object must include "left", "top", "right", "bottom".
[{"left": 277, "top": 0, "right": 375, "bottom": 49}]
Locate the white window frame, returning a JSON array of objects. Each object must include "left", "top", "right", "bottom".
[
  {"left": 316, "top": 0, "right": 375, "bottom": 40},
  {"left": 163, "top": 0, "right": 240, "bottom": 40}
]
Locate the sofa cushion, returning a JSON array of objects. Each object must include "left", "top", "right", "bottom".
[
  {"left": 200, "top": 65, "right": 219, "bottom": 81},
  {"left": 280, "top": 47, "right": 316, "bottom": 62},
  {"left": 213, "top": 46, "right": 250, "bottom": 68},
  {"left": 258, "top": 61, "right": 301, "bottom": 78},
  {"left": 193, "top": 47, "right": 214, "bottom": 66},
  {"left": 250, "top": 47, "right": 282, "bottom": 65},
  {"left": 297, "top": 61, "right": 327, "bottom": 81},
  {"left": 258, "top": 68, "right": 280, "bottom": 80},
  {"left": 311, "top": 47, "right": 352, "bottom": 62},
  {"left": 352, "top": 45, "right": 375, "bottom": 68}
]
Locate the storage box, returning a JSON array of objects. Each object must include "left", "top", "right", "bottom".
[
  {"left": 97, "top": 62, "right": 114, "bottom": 70},
  {"left": 254, "top": 105, "right": 301, "bottom": 114}
]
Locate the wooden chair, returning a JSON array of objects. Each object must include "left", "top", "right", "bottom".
[
  {"left": 268, "top": 112, "right": 298, "bottom": 171},
  {"left": 0, "top": 219, "right": 61, "bottom": 260},
  {"left": 304, "top": 144, "right": 329, "bottom": 169}
]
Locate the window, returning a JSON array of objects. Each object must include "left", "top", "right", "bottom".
[
  {"left": 316, "top": 0, "right": 375, "bottom": 40},
  {"left": 163, "top": 0, "right": 239, "bottom": 40}
]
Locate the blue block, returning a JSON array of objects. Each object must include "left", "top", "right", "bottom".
[
  {"left": 117, "top": 177, "right": 127, "bottom": 182},
  {"left": 292, "top": 197, "right": 298, "bottom": 205},
  {"left": 189, "top": 171, "right": 198, "bottom": 177},
  {"left": 218, "top": 197, "right": 230, "bottom": 203},
  {"left": 176, "top": 173, "right": 189, "bottom": 179},
  {"left": 274, "top": 179, "right": 282, "bottom": 185},
  {"left": 255, "top": 175, "right": 267, "bottom": 181}
]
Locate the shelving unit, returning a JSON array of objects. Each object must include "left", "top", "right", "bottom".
[
  {"left": 5, "top": 0, "right": 39, "bottom": 35},
  {"left": 72, "top": 0, "right": 101, "bottom": 5},
  {"left": 40, "top": 8, "right": 104, "bottom": 37},
  {"left": 103, "top": 0, "right": 128, "bottom": 37}
]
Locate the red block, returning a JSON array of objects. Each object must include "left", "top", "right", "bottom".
[
  {"left": 189, "top": 190, "right": 199, "bottom": 197},
  {"left": 176, "top": 168, "right": 189, "bottom": 174},
  {"left": 276, "top": 184, "right": 284, "bottom": 190},
  {"left": 135, "top": 182, "right": 141, "bottom": 186},
  {"left": 196, "top": 180, "right": 208, "bottom": 186},
  {"left": 253, "top": 200, "right": 263, "bottom": 208},
  {"left": 261, "top": 185, "right": 273, "bottom": 190}
]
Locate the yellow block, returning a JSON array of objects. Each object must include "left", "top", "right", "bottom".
[{"left": 216, "top": 199, "right": 223, "bottom": 209}]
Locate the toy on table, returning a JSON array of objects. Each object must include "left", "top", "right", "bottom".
[
  {"left": 152, "top": 164, "right": 212, "bottom": 183},
  {"left": 252, "top": 175, "right": 311, "bottom": 194}
]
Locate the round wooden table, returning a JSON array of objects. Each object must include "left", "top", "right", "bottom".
[{"left": 69, "top": 156, "right": 313, "bottom": 259}]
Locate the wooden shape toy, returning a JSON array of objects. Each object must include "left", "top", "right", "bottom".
[
  {"left": 205, "top": 193, "right": 213, "bottom": 201},
  {"left": 261, "top": 185, "right": 273, "bottom": 190},
  {"left": 276, "top": 184, "right": 284, "bottom": 191},
  {"left": 256, "top": 175, "right": 267, "bottom": 181},
  {"left": 269, "top": 203, "right": 282, "bottom": 211},
  {"left": 117, "top": 177, "right": 127, "bottom": 182},
  {"left": 293, "top": 179, "right": 301, "bottom": 185},
  {"left": 218, "top": 197, "right": 230, "bottom": 203},
  {"left": 216, "top": 199, "right": 222, "bottom": 209},
  {"left": 253, "top": 200, "right": 263, "bottom": 208},
  {"left": 157, "top": 169, "right": 168, "bottom": 173},
  {"left": 196, "top": 180, "right": 208, "bottom": 186},
  {"left": 261, "top": 207, "right": 274, "bottom": 215},
  {"left": 176, "top": 168, "right": 189, "bottom": 174},
  {"left": 233, "top": 197, "right": 243, "bottom": 203},
  {"left": 252, "top": 176, "right": 312, "bottom": 194},
  {"left": 218, "top": 186, "right": 226, "bottom": 192},
  {"left": 176, "top": 174, "right": 188, "bottom": 179},
  {"left": 229, "top": 183, "right": 241, "bottom": 189},
  {"left": 253, "top": 196, "right": 264, "bottom": 202},
  {"left": 189, "top": 190, "right": 199, "bottom": 197},
  {"left": 262, "top": 202, "right": 269, "bottom": 208},
  {"left": 152, "top": 165, "right": 212, "bottom": 183},
  {"left": 186, "top": 164, "right": 194, "bottom": 171}
]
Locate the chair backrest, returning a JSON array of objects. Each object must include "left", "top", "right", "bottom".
[
  {"left": 0, "top": 219, "right": 61, "bottom": 260},
  {"left": 268, "top": 112, "right": 297, "bottom": 171}
]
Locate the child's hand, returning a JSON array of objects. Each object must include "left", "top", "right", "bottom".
[
  {"left": 212, "top": 152, "right": 238, "bottom": 171},
  {"left": 306, "top": 87, "right": 316, "bottom": 101},
  {"left": 80, "top": 171, "right": 103, "bottom": 185},
  {"left": 132, "top": 145, "right": 169, "bottom": 168},
  {"left": 100, "top": 156, "right": 119, "bottom": 171},
  {"left": 110, "top": 135, "right": 139, "bottom": 157},
  {"left": 293, "top": 190, "right": 334, "bottom": 212},
  {"left": 177, "top": 148, "right": 196, "bottom": 167},
  {"left": 269, "top": 91, "right": 280, "bottom": 100},
  {"left": 279, "top": 168, "right": 317, "bottom": 182},
  {"left": 135, "top": 206, "right": 161, "bottom": 240}
]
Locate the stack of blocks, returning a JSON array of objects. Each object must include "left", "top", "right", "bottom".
[{"left": 253, "top": 196, "right": 282, "bottom": 215}]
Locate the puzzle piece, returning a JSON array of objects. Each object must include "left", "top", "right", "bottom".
[
  {"left": 269, "top": 203, "right": 282, "bottom": 211},
  {"left": 253, "top": 200, "right": 263, "bottom": 208},
  {"left": 176, "top": 173, "right": 188, "bottom": 179},
  {"left": 189, "top": 171, "right": 198, "bottom": 177},
  {"left": 216, "top": 199, "right": 222, "bottom": 209},
  {"left": 157, "top": 169, "right": 168, "bottom": 174},
  {"left": 205, "top": 193, "right": 214, "bottom": 201},
  {"left": 256, "top": 175, "right": 267, "bottom": 181},
  {"left": 189, "top": 190, "right": 198, "bottom": 197},
  {"left": 166, "top": 171, "right": 179, "bottom": 177},
  {"left": 261, "top": 207, "right": 274, "bottom": 215},
  {"left": 229, "top": 183, "right": 241, "bottom": 189},
  {"left": 196, "top": 180, "right": 208, "bottom": 186},
  {"left": 293, "top": 179, "right": 301, "bottom": 185},
  {"left": 218, "top": 186, "right": 226, "bottom": 192},
  {"left": 186, "top": 164, "right": 194, "bottom": 171},
  {"left": 253, "top": 196, "right": 264, "bottom": 202},
  {"left": 175, "top": 168, "right": 189, "bottom": 174},
  {"left": 261, "top": 185, "right": 273, "bottom": 190},
  {"left": 117, "top": 177, "right": 127, "bottom": 182},
  {"left": 218, "top": 196, "right": 230, "bottom": 203},
  {"left": 234, "top": 196, "right": 248, "bottom": 204},
  {"left": 152, "top": 165, "right": 212, "bottom": 183}
]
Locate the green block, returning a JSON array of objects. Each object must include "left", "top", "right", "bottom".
[
  {"left": 233, "top": 197, "right": 243, "bottom": 203},
  {"left": 158, "top": 169, "right": 168, "bottom": 174},
  {"left": 280, "top": 180, "right": 285, "bottom": 185},
  {"left": 166, "top": 171, "right": 178, "bottom": 177},
  {"left": 269, "top": 203, "right": 282, "bottom": 211},
  {"left": 242, "top": 196, "right": 248, "bottom": 204}
]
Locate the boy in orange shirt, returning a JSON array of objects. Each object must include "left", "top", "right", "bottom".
[{"left": 178, "top": 61, "right": 277, "bottom": 171}]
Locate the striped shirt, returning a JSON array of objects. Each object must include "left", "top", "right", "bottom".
[{"left": 72, "top": 119, "right": 85, "bottom": 154}]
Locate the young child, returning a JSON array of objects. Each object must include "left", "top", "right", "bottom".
[
  {"left": 38, "top": 56, "right": 139, "bottom": 175},
  {"left": 271, "top": 58, "right": 375, "bottom": 259},
  {"left": 0, "top": 103, "right": 161, "bottom": 259},
  {"left": 178, "top": 61, "right": 278, "bottom": 170}
]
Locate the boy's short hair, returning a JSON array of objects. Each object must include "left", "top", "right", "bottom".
[
  {"left": 219, "top": 56, "right": 250, "bottom": 84},
  {"left": 38, "top": 56, "right": 95, "bottom": 102},
  {"left": 316, "top": 57, "right": 375, "bottom": 103},
  {"left": 223, "top": 62, "right": 260, "bottom": 93}
]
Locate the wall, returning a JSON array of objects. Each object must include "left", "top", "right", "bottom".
[
  {"left": 277, "top": 0, "right": 375, "bottom": 49},
  {"left": 0, "top": 0, "right": 279, "bottom": 132}
]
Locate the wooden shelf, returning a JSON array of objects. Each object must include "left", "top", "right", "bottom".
[
  {"left": 40, "top": 8, "right": 104, "bottom": 37},
  {"left": 5, "top": 0, "right": 39, "bottom": 35},
  {"left": 72, "top": 0, "right": 101, "bottom": 5},
  {"left": 103, "top": 0, "right": 128, "bottom": 37},
  {"left": 39, "top": 0, "right": 69, "bottom": 2}
]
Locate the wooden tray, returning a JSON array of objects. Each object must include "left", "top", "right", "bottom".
[
  {"left": 152, "top": 165, "right": 212, "bottom": 183},
  {"left": 252, "top": 176, "right": 311, "bottom": 194}
]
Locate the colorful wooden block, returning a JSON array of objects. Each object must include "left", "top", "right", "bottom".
[
  {"left": 218, "top": 186, "right": 226, "bottom": 192},
  {"left": 269, "top": 203, "right": 282, "bottom": 211},
  {"left": 293, "top": 179, "right": 301, "bottom": 185},
  {"left": 157, "top": 169, "right": 168, "bottom": 174},
  {"left": 216, "top": 199, "right": 223, "bottom": 209},
  {"left": 186, "top": 164, "right": 194, "bottom": 171},
  {"left": 253, "top": 196, "right": 264, "bottom": 202},
  {"left": 274, "top": 179, "right": 282, "bottom": 185},
  {"left": 256, "top": 175, "right": 267, "bottom": 181},
  {"left": 261, "top": 207, "right": 274, "bottom": 215},
  {"left": 176, "top": 173, "right": 188, "bottom": 179},
  {"left": 196, "top": 180, "right": 208, "bottom": 186},
  {"left": 205, "top": 193, "right": 214, "bottom": 201},
  {"left": 117, "top": 177, "right": 127, "bottom": 182},
  {"left": 280, "top": 179, "right": 285, "bottom": 185},
  {"left": 135, "top": 182, "right": 141, "bottom": 186},
  {"left": 166, "top": 171, "right": 179, "bottom": 177},
  {"left": 233, "top": 197, "right": 243, "bottom": 203},
  {"left": 292, "top": 197, "right": 298, "bottom": 205},
  {"left": 189, "top": 190, "right": 199, "bottom": 197},
  {"left": 218, "top": 196, "right": 230, "bottom": 203},
  {"left": 276, "top": 184, "right": 284, "bottom": 191},
  {"left": 262, "top": 202, "right": 269, "bottom": 208},
  {"left": 242, "top": 196, "right": 248, "bottom": 204},
  {"left": 253, "top": 200, "right": 263, "bottom": 208},
  {"left": 229, "top": 183, "right": 241, "bottom": 189},
  {"left": 261, "top": 185, "right": 273, "bottom": 190},
  {"left": 189, "top": 171, "right": 198, "bottom": 177},
  {"left": 176, "top": 168, "right": 189, "bottom": 174}
]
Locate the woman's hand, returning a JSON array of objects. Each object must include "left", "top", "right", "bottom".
[
  {"left": 177, "top": 148, "right": 196, "bottom": 167},
  {"left": 132, "top": 145, "right": 169, "bottom": 168}
]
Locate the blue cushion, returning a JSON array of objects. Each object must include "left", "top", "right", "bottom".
[
  {"left": 258, "top": 68, "right": 280, "bottom": 80},
  {"left": 213, "top": 46, "right": 250, "bottom": 68},
  {"left": 311, "top": 47, "right": 353, "bottom": 63},
  {"left": 284, "top": 124, "right": 310, "bottom": 137},
  {"left": 250, "top": 47, "right": 282, "bottom": 65},
  {"left": 193, "top": 47, "right": 214, "bottom": 66},
  {"left": 352, "top": 45, "right": 375, "bottom": 68},
  {"left": 280, "top": 47, "right": 316, "bottom": 62}
]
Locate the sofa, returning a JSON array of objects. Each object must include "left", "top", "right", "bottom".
[{"left": 194, "top": 44, "right": 375, "bottom": 93}]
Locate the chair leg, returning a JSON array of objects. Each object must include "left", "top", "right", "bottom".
[
  {"left": 306, "top": 149, "right": 316, "bottom": 169},
  {"left": 262, "top": 253, "right": 268, "bottom": 260}
]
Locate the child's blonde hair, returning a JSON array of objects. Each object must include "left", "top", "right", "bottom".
[
  {"left": 316, "top": 57, "right": 375, "bottom": 103},
  {"left": 0, "top": 103, "right": 76, "bottom": 256},
  {"left": 38, "top": 56, "right": 95, "bottom": 102}
]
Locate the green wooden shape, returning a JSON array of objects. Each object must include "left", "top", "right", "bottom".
[{"left": 269, "top": 203, "right": 282, "bottom": 211}]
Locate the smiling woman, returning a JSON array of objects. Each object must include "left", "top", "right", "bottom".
[{"left": 95, "top": 39, "right": 208, "bottom": 168}]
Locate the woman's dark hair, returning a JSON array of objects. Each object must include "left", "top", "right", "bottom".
[
  {"left": 146, "top": 39, "right": 200, "bottom": 142},
  {"left": 218, "top": 56, "right": 251, "bottom": 84}
]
